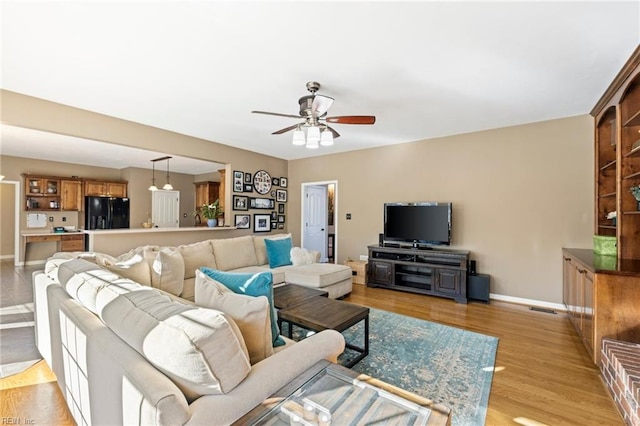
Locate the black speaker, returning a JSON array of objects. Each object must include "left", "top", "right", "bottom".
[
  {"left": 468, "top": 274, "right": 490, "bottom": 303},
  {"left": 469, "top": 260, "right": 477, "bottom": 275},
  {"left": 379, "top": 233, "right": 384, "bottom": 246}
]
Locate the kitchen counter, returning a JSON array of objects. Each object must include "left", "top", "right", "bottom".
[{"left": 85, "top": 226, "right": 243, "bottom": 256}]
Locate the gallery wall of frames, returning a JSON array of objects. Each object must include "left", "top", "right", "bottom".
[{"left": 232, "top": 169, "right": 287, "bottom": 232}]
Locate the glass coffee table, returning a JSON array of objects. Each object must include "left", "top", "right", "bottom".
[{"left": 234, "top": 360, "right": 451, "bottom": 425}]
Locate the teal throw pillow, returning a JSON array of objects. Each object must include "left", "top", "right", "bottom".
[
  {"left": 265, "top": 237, "right": 293, "bottom": 268},
  {"left": 199, "top": 268, "right": 285, "bottom": 347}
]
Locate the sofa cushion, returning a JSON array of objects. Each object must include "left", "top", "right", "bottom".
[
  {"left": 228, "top": 266, "right": 285, "bottom": 285},
  {"left": 253, "top": 233, "right": 291, "bottom": 266},
  {"left": 178, "top": 240, "right": 217, "bottom": 279},
  {"left": 290, "top": 247, "right": 318, "bottom": 266},
  {"left": 195, "top": 270, "right": 273, "bottom": 364},
  {"left": 283, "top": 263, "right": 353, "bottom": 288},
  {"left": 58, "top": 258, "right": 141, "bottom": 314},
  {"left": 99, "top": 288, "right": 250, "bottom": 402},
  {"left": 102, "top": 248, "right": 152, "bottom": 286},
  {"left": 210, "top": 236, "right": 259, "bottom": 271},
  {"left": 199, "top": 268, "right": 285, "bottom": 347},
  {"left": 265, "top": 237, "right": 293, "bottom": 268},
  {"left": 151, "top": 248, "right": 185, "bottom": 296}
]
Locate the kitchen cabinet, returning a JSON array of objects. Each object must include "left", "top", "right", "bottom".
[
  {"left": 562, "top": 248, "right": 640, "bottom": 365},
  {"left": 60, "top": 180, "right": 82, "bottom": 211},
  {"left": 84, "top": 180, "right": 128, "bottom": 197},
  {"left": 195, "top": 181, "right": 220, "bottom": 207},
  {"left": 24, "top": 175, "right": 60, "bottom": 211}
]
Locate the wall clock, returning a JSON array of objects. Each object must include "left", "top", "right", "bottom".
[{"left": 253, "top": 170, "right": 272, "bottom": 195}]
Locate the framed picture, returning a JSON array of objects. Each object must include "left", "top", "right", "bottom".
[
  {"left": 276, "top": 189, "right": 287, "bottom": 203},
  {"left": 280, "top": 177, "right": 288, "bottom": 188},
  {"left": 270, "top": 211, "right": 277, "bottom": 220},
  {"left": 254, "top": 214, "right": 271, "bottom": 233},
  {"left": 278, "top": 203, "right": 285, "bottom": 214},
  {"left": 233, "top": 171, "right": 244, "bottom": 193},
  {"left": 233, "top": 195, "right": 248, "bottom": 211},
  {"left": 234, "top": 214, "right": 250, "bottom": 229},
  {"left": 278, "top": 215, "right": 285, "bottom": 223},
  {"left": 272, "top": 177, "right": 280, "bottom": 186},
  {"left": 250, "top": 197, "right": 275, "bottom": 209},
  {"left": 244, "top": 184, "right": 253, "bottom": 193},
  {"left": 278, "top": 223, "right": 284, "bottom": 229},
  {"left": 244, "top": 172, "right": 252, "bottom": 184},
  {"left": 270, "top": 190, "right": 277, "bottom": 197},
  {"left": 271, "top": 221, "right": 278, "bottom": 230}
]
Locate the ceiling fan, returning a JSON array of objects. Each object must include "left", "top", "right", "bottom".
[{"left": 252, "top": 81, "right": 375, "bottom": 147}]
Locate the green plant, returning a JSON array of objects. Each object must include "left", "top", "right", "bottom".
[
  {"left": 631, "top": 185, "right": 640, "bottom": 201},
  {"left": 197, "top": 199, "right": 220, "bottom": 219}
]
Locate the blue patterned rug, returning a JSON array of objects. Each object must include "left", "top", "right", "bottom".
[{"left": 285, "top": 307, "right": 498, "bottom": 426}]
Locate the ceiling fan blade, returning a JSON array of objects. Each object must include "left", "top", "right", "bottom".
[
  {"left": 252, "top": 110, "right": 302, "bottom": 119},
  {"left": 327, "top": 126, "right": 340, "bottom": 139},
  {"left": 312, "top": 95, "right": 334, "bottom": 117},
  {"left": 326, "top": 115, "right": 376, "bottom": 125},
  {"left": 271, "top": 123, "right": 300, "bottom": 135}
]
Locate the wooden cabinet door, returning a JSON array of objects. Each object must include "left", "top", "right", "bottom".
[
  {"left": 370, "top": 261, "right": 393, "bottom": 286},
  {"left": 434, "top": 268, "right": 462, "bottom": 296},
  {"left": 107, "top": 182, "right": 127, "bottom": 197},
  {"left": 84, "top": 181, "right": 105, "bottom": 196},
  {"left": 582, "top": 269, "right": 595, "bottom": 355},
  {"left": 61, "top": 180, "right": 82, "bottom": 211}
]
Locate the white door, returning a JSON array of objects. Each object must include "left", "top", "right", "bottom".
[
  {"left": 303, "top": 185, "right": 328, "bottom": 261},
  {"left": 152, "top": 190, "right": 180, "bottom": 228}
]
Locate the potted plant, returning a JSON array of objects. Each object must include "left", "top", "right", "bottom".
[
  {"left": 198, "top": 199, "right": 220, "bottom": 227},
  {"left": 631, "top": 185, "right": 640, "bottom": 210}
]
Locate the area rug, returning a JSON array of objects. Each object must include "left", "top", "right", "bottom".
[{"left": 286, "top": 307, "right": 498, "bottom": 426}]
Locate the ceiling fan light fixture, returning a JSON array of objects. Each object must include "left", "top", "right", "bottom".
[
  {"left": 292, "top": 128, "right": 305, "bottom": 146},
  {"left": 320, "top": 129, "right": 334, "bottom": 146},
  {"left": 307, "top": 126, "right": 320, "bottom": 144},
  {"left": 306, "top": 138, "right": 319, "bottom": 149}
]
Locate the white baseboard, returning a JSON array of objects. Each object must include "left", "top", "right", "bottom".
[
  {"left": 23, "top": 260, "right": 46, "bottom": 267},
  {"left": 0, "top": 254, "right": 15, "bottom": 260},
  {"left": 489, "top": 293, "right": 566, "bottom": 312}
]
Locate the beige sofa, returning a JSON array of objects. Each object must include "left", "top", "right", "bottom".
[
  {"left": 33, "top": 253, "right": 346, "bottom": 425},
  {"left": 57, "top": 234, "right": 352, "bottom": 301}
]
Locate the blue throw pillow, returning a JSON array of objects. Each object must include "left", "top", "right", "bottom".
[
  {"left": 199, "top": 268, "right": 285, "bottom": 347},
  {"left": 265, "top": 237, "right": 293, "bottom": 268}
]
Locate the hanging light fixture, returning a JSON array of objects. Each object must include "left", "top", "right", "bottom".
[
  {"left": 148, "top": 160, "right": 158, "bottom": 191},
  {"left": 292, "top": 126, "right": 306, "bottom": 146},
  {"left": 305, "top": 126, "right": 320, "bottom": 149},
  {"left": 163, "top": 156, "right": 173, "bottom": 190},
  {"left": 320, "top": 127, "right": 334, "bottom": 146}
]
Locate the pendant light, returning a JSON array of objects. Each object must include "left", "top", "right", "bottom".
[
  {"left": 163, "top": 157, "right": 173, "bottom": 190},
  {"left": 306, "top": 126, "right": 320, "bottom": 149},
  {"left": 148, "top": 160, "right": 158, "bottom": 191}
]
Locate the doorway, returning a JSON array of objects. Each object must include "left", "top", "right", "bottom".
[
  {"left": 1, "top": 180, "right": 21, "bottom": 266},
  {"left": 152, "top": 190, "right": 180, "bottom": 228},
  {"left": 301, "top": 180, "right": 337, "bottom": 263}
]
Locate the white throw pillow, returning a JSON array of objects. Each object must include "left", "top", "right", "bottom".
[
  {"left": 211, "top": 236, "right": 259, "bottom": 271},
  {"left": 178, "top": 240, "right": 217, "bottom": 279},
  {"left": 99, "top": 288, "right": 250, "bottom": 402},
  {"left": 102, "top": 247, "right": 152, "bottom": 286},
  {"left": 150, "top": 248, "right": 185, "bottom": 296},
  {"left": 290, "top": 247, "right": 316, "bottom": 266},
  {"left": 194, "top": 270, "right": 273, "bottom": 364}
]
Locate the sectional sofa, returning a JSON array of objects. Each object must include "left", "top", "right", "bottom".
[{"left": 33, "top": 233, "right": 350, "bottom": 425}]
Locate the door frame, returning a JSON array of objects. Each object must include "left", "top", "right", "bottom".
[
  {"left": 2, "top": 180, "right": 21, "bottom": 266},
  {"left": 301, "top": 180, "right": 338, "bottom": 263}
]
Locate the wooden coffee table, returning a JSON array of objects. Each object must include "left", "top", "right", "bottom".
[
  {"left": 233, "top": 359, "right": 452, "bottom": 425},
  {"left": 277, "top": 296, "right": 369, "bottom": 368},
  {"left": 273, "top": 284, "right": 328, "bottom": 309}
]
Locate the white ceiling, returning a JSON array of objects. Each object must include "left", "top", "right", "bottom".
[{"left": 1, "top": 1, "right": 639, "bottom": 171}]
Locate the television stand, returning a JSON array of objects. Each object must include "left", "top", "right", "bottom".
[{"left": 367, "top": 245, "right": 470, "bottom": 303}]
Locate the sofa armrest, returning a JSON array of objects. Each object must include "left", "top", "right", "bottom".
[{"left": 185, "top": 329, "right": 345, "bottom": 425}]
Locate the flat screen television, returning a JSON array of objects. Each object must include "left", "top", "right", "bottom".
[{"left": 384, "top": 202, "right": 452, "bottom": 247}]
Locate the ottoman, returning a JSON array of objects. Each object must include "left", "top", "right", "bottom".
[{"left": 282, "top": 263, "right": 353, "bottom": 299}]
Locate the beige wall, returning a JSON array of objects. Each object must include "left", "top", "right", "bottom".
[
  {"left": 288, "top": 115, "right": 594, "bottom": 304},
  {"left": 0, "top": 182, "right": 17, "bottom": 257}
]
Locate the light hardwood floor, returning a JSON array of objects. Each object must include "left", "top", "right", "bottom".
[{"left": 0, "top": 260, "right": 622, "bottom": 425}]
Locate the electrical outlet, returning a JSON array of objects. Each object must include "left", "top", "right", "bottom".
[
  {"left": 62, "top": 217, "right": 67, "bottom": 222},
  {"left": 48, "top": 216, "right": 54, "bottom": 222},
  {"left": 346, "top": 213, "right": 351, "bottom": 220}
]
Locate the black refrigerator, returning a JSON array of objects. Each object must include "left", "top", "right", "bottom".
[{"left": 85, "top": 196, "right": 130, "bottom": 230}]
